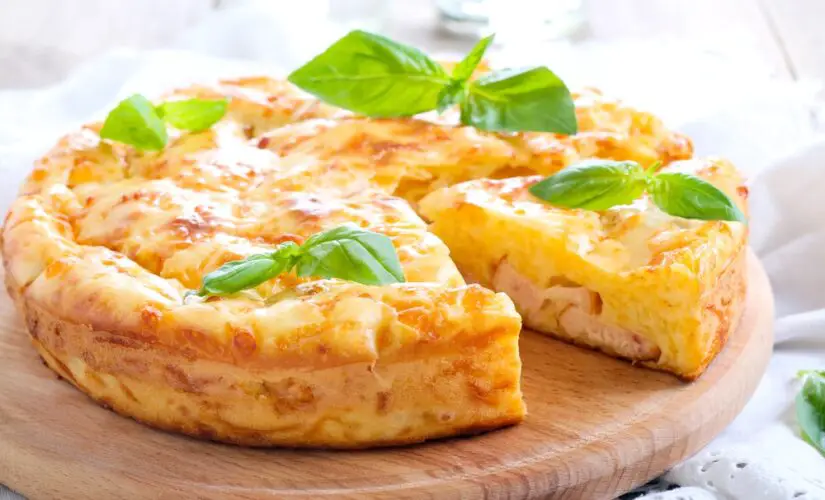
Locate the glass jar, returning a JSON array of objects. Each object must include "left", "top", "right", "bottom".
[{"left": 437, "top": 0, "right": 586, "bottom": 42}]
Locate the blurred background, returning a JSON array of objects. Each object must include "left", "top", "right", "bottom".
[{"left": 1, "top": 0, "right": 822, "bottom": 92}]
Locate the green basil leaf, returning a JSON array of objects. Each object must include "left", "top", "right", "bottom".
[
  {"left": 296, "top": 225, "right": 405, "bottom": 285},
  {"left": 288, "top": 30, "right": 449, "bottom": 117},
  {"left": 156, "top": 98, "right": 228, "bottom": 132},
  {"left": 462, "top": 66, "right": 577, "bottom": 134},
  {"left": 188, "top": 226, "right": 406, "bottom": 298},
  {"left": 529, "top": 160, "right": 646, "bottom": 210},
  {"left": 100, "top": 94, "right": 167, "bottom": 151},
  {"left": 649, "top": 172, "right": 747, "bottom": 223},
  {"left": 435, "top": 35, "right": 493, "bottom": 114},
  {"left": 796, "top": 372, "right": 825, "bottom": 456},
  {"left": 436, "top": 79, "right": 465, "bottom": 113},
  {"left": 450, "top": 34, "right": 494, "bottom": 82},
  {"left": 195, "top": 243, "right": 300, "bottom": 297}
]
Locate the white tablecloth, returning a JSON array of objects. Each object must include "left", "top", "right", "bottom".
[{"left": 1, "top": 5, "right": 824, "bottom": 499}]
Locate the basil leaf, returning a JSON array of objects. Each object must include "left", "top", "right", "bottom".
[
  {"left": 649, "top": 172, "right": 747, "bottom": 223},
  {"left": 451, "top": 34, "right": 494, "bottom": 82},
  {"left": 288, "top": 30, "right": 576, "bottom": 133},
  {"left": 462, "top": 66, "right": 577, "bottom": 134},
  {"left": 296, "top": 226, "right": 405, "bottom": 285},
  {"left": 435, "top": 35, "right": 494, "bottom": 114},
  {"left": 288, "top": 30, "right": 449, "bottom": 117},
  {"left": 528, "top": 160, "right": 748, "bottom": 223},
  {"left": 100, "top": 94, "right": 167, "bottom": 151},
  {"left": 529, "top": 160, "right": 646, "bottom": 210},
  {"left": 156, "top": 98, "right": 228, "bottom": 132},
  {"left": 195, "top": 243, "right": 300, "bottom": 297},
  {"left": 796, "top": 372, "right": 825, "bottom": 456},
  {"left": 188, "top": 227, "right": 405, "bottom": 298},
  {"left": 436, "top": 80, "right": 465, "bottom": 113}
]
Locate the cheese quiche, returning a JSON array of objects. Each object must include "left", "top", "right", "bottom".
[
  {"left": 3, "top": 75, "right": 704, "bottom": 447},
  {"left": 419, "top": 158, "right": 748, "bottom": 380}
]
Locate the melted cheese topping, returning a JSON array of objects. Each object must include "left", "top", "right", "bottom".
[
  {"left": 255, "top": 88, "right": 693, "bottom": 204},
  {"left": 4, "top": 77, "right": 695, "bottom": 368},
  {"left": 421, "top": 158, "right": 746, "bottom": 273}
]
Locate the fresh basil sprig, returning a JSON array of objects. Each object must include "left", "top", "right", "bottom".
[
  {"left": 436, "top": 35, "right": 495, "bottom": 113},
  {"left": 189, "top": 225, "right": 405, "bottom": 298},
  {"left": 100, "top": 94, "right": 228, "bottom": 151},
  {"left": 528, "top": 160, "right": 747, "bottom": 223},
  {"left": 288, "top": 30, "right": 577, "bottom": 135},
  {"left": 797, "top": 370, "right": 825, "bottom": 456}
]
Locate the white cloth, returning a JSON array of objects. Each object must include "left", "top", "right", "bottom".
[{"left": 1, "top": 5, "right": 825, "bottom": 499}]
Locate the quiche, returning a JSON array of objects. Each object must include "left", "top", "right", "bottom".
[
  {"left": 2, "top": 75, "right": 707, "bottom": 447},
  {"left": 419, "top": 158, "right": 748, "bottom": 380}
]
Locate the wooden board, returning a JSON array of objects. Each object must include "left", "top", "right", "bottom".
[{"left": 0, "top": 251, "right": 773, "bottom": 500}]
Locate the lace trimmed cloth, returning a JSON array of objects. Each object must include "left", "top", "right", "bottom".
[{"left": 629, "top": 447, "right": 825, "bottom": 499}]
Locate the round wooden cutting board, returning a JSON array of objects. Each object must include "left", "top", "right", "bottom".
[{"left": 0, "top": 252, "right": 773, "bottom": 500}]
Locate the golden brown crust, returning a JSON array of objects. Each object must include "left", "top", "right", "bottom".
[
  {"left": 9, "top": 270, "right": 525, "bottom": 448},
  {"left": 656, "top": 242, "right": 748, "bottom": 381}
]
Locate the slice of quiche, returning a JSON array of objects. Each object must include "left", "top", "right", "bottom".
[{"left": 419, "top": 158, "right": 748, "bottom": 380}]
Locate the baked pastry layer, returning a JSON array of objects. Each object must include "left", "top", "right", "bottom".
[
  {"left": 8, "top": 269, "right": 522, "bottom": 448},
  {"left": 419, "top": 159, "right": 748, "bottom": 380},
  {"left": 3, "top": 76, "right": 698, "bottom": 446}
]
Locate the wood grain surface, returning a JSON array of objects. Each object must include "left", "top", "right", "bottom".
[{"left": 0, "top": 250, "right": 773, "bottom": 500}]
